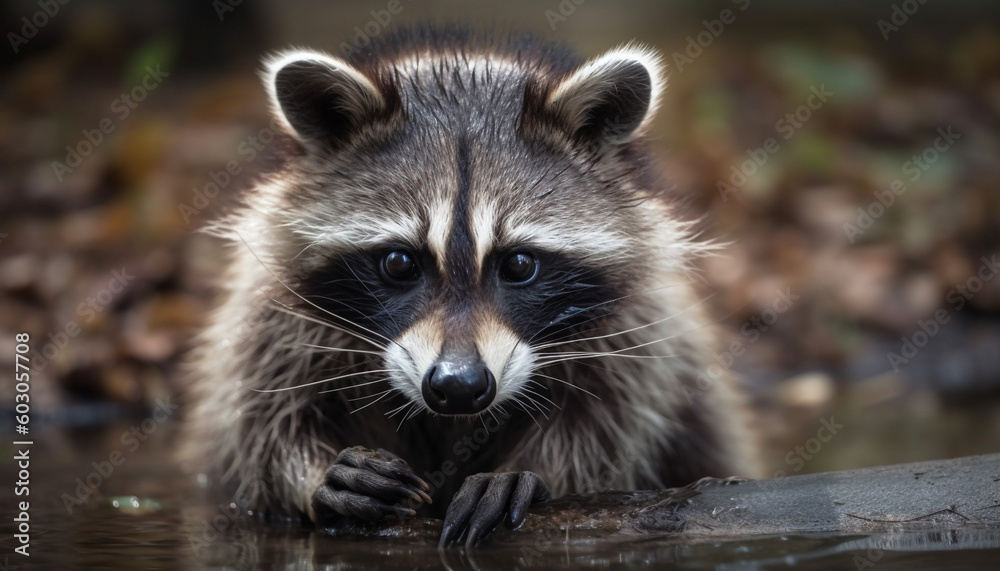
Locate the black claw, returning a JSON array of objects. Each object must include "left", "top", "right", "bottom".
[
  {"left": 506, "top": 472, "right": 535, "bottom": 529},
  {"left": 311, "top": 483, "right": 342, "bottom": 524},
  {"left": 338, "top": 446, "right": 432, "bottom": 495},
  {"left": 324, "top": 464, "right": 424, "bottom": 504},
  {"left": 465, "top": 473, "right": 518, "bottom": 547},
  {"left": 313, "top": 485, "right": 412, "bottom": 523},
  {"left": 507, "top": 472, "right": 550, "bottom": 530},
  {"left": 312, "top": 446, "right": 427, "bottom": 527},
  {"left": 355, "top": 489, "right": 412, "bottom": 520},
  {"left": 374, "top": 447, "right": 402, "bottom": 461},
  {"left": 370, "top": 458, "right": 432, "bottom": 495},
  {"left": 439, "top": 474, "right": 490, "bottom": 547},
  {"left": 439, "top": 471, "right": 550, "bottom": 547}
]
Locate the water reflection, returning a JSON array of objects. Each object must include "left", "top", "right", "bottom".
[{"left": 1, "top": 422, "right": 998, "bottom": 569}]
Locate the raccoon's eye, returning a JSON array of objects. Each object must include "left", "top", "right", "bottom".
[
  {"left": 500, "top": 252, "right": 538, "bottom": 285},
  {"left": 380, "top": 250, "right": 419, "bottom": 282}
]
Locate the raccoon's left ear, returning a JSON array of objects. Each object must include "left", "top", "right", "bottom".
[{"left": 528, "top": 45, "right": 664, "bottom": 146}]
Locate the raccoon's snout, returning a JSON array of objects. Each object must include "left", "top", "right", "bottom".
[{"left": 421, "top": 357, "right": 497, "bottom": 415}]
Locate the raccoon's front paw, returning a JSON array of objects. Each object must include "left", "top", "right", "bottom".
[
  {"left": 311, "top": 446, "right": 432, "bottom": 525},
  {"left": 439, "top": 471, "right": 550, "bottom": 547}
]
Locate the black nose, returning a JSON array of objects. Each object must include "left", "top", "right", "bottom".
[{"left": 421, "top": 358, "right": 496, "bottom": 415}]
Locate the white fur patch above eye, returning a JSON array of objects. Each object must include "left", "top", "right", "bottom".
[
  {"left": 425, "top": 197, "right": 454, "bottom": 274},
  {"left": 470, "top": 196, "right": 500, "bottom": 273},
  {"left": 286, "top": 213, "right": 423, "bottom": 260},
  {"left": 500, "top": 220, "right": 630, "bottom": 264}
]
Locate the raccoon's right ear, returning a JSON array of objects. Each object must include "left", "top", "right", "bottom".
[
  {"left": 264, "top": 50, "right": 400, "bottom": 151},
  {"left": 523, "top": 45, "right": 664, "bottom": 147}
]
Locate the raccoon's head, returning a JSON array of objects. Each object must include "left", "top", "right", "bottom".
[{"left": 252, "top": 38, "right": 692, "bottom": 418}]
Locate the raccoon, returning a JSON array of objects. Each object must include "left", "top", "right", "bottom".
[{"left": 183, "top": 26, "right": 761, "bottom": 547}]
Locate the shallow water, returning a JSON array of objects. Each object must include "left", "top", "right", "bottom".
[{"left": 2, "top": 421, "right": 998, "bottom": 569}]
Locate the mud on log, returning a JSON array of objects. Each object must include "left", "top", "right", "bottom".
[{"left": 325, "top": 454, "right": 1000, "bottom": 544}]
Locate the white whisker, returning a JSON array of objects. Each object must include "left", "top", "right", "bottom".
[
  {"left": 339, "top": 254, "right": 404, "bottom": 336},
  {"left": 510, "top": 396, "right": 547, "bottom": 430},
  {"left": 514, "top": 394, "right": 550, "bottom": 419},
  {"left": 350, "top": 388, "right": 395, "bottom": 413},
  {"left": 530, "top": 372, "right": 600, "bottom": 401},
  {"left": 385, "top": 401, "right": 413, "bottom": 418},
  {"left": 253, "top": 368, "right": 400, "bottom": 393},
  {"left": 233, "top": 231, "right": 403, "bottom": 352},
  {"left": 526, "top": 282, "right": 690, "bottom": 347},
  {"left": 532, "top": 288, "right": 721, "bottom": 351},
  {"left": 300, "top": 343, "right": 383, "bottom": 356},
  {"left": 532, "top": 294, "right": 754, "bottom": 368},
  {"left": 521, "top": 385, "right": 559, "bottom": 410},
  {"left": 269, "top": 297, "right": 387, "bottom": 351},
  {"left": 533, "top": 351, "right": 689, "bottom": 368},
  {"left": 397, "top": 404, "right": 422, "bottom": 431}
]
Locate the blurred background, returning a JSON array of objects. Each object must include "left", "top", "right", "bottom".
[{"left": 1, "top": 0, "right": 999, "bottom": 478}]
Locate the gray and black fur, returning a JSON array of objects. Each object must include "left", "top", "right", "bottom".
[{"left": 183, "top": 26, "right": 761, "bottom": 547}]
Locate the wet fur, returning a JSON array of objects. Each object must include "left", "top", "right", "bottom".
[{"left": 182, "top": 25, "right": 761, "bottom": 522}]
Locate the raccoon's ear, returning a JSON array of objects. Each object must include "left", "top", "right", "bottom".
[
  {"left": 264, "top": 50, "right": 398, "bottom": 151},
  {"left": 530, "top": 45, "right": 663, "bottom": 146}
]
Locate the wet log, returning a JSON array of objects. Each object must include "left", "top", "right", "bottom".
[{"left": 328, "top": 453, "right": 1000, "bottom": 544}]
